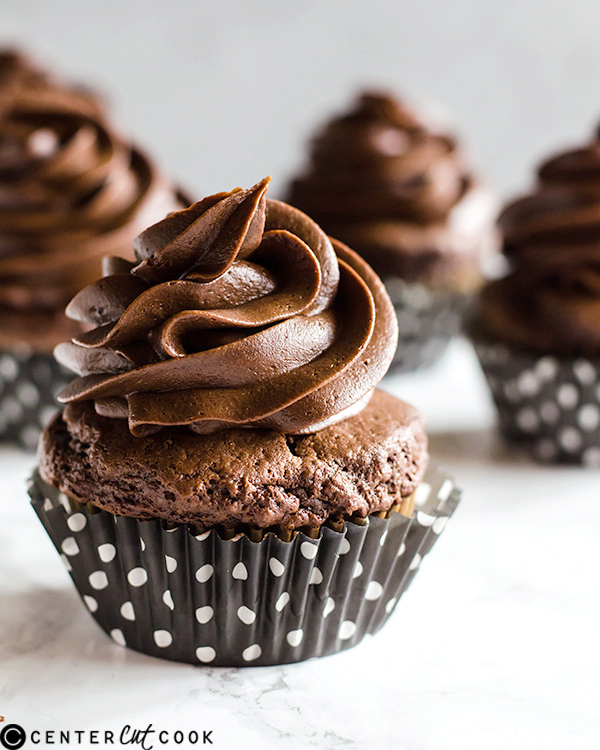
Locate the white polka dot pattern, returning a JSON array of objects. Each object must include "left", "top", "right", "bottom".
[
  {"left": 338, "top": 537, "right": 351, "bottom": 555},
  {"left": 339, "top": 620, "right": 357, "bottom": 640},
  {"left": 560, "top": 427, "right": 582, "bottom": 452},
  {"left": 269, "top": 557, "right": 285, "bottom": 577},
  {"left": 83, "top": 595, "right": 98, "bottom": 612},
  {"left": 89, "top": 571, "right": 108, "bottom": 590},
  {"left": 242, "top": 644, "right": 262, "bottom": 662},
  {"left": 120, "top": 602, "right": 135, "bottom": 621},
  {"left": 67, "top": 514, "right": 87, "bottom": 532},
  {"left": 516, "top": 407, "right": 538, "bottom": 432},
  {"left": 195, "top": 606, "right": 214, "bottom": 624},
  {"left": 61, "top": 537, "right": 79, "bottom": 557},
  {"left": 300, "top": 541, "right": 318, "bottom": 560},
  {"left": 309, "top": 567, "right": 323, "bottom": 585},
  {"left": 574, "top": 359, "right": 596, "bottom": 385},
  {"left": 578, "top": 404, "right": 600, "bottom": 431},
  {"left": 127, "top": 568, "right": 148, "bottom": 587},
  {"left": 476, "top": 341, "right": 600, "bottom": 465},
  {"left": 237, "top": 606, "right": 256, "bottom": 625},
  {"left": 232, "top": 562, "right": 248, "bottom": 580},
  {"left": 386, "top": 282, "right": 467, "bottom": 374},
  {"left": 110, "top": 629, "right": 126, "bottom": 646},
  {"left": 30, "top": 463, "right": 459, "bottom": 667},
  {"left": 0, "top": 350, "right": 72, "bottom": 450},
  {"left": 287, "top": 629, "right": 304, "bottom": 647},
  {"left": 414, "top": 482, "right": 432, "bottom": 507},
  {"left": 416, "top": 512, "right": 436, "bottom": 527},
  {"left": 365, "top": 581, "right": 383, "bottom": 601},
  {"left": 557, "top": 384, "right": 578, "bottom": 408},
  {"left": 98, "top": 543, "right": 116, "bottom": 563},
  {"left": 195, "top": 564, "right": 213, "bottom": 583},
  {"left": 196, "top": 646, "right": 216, "bottom": 663},
  {"left": 153, "top": 630, "right": 172, "bottom": 648}
]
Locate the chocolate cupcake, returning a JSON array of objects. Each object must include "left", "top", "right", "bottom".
[
  {"left": 474, "top": 124, "right": 600, "bottom": 465},
  {"left": 0, "top": 51, "right": 185, "bottom": 449},
  {"left": 32, "top": 178, "right": 461, "bottom": 666},
  {"left": 287, "top": 91, "right": 497, "bottom": 372},
  {"left": 0, "top": 49, "right": 105, "bottom": 118}
]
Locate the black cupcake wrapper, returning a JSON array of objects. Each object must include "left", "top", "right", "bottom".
[
  {"left": 384, "top": 279, "right": 468, "bottom": 374},
  {"left": 29, "top": 464, "right": 460, "bottom": 667},
  {"left": 0, "top": 349, "right": 71, "bottom": 450},
  {"left": 474, "top": 338, "right": 600, "bottom": 465}
]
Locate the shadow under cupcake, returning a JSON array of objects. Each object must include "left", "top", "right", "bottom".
[
  {"left": 472, "top": 123, "right": 600, "bottom": 466},
  {"left": 31, "top": 178, "right": 461, "bottom": 666},
  {"left": 287, "top": 91, "right": 497, "bottom": 373},
  {"left": 0, "top": 50, "right": 184, "bottom": 449}
]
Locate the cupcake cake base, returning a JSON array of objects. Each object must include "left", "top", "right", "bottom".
[{"left": 30, "top": 464, "right": 460, "bottom": 667}]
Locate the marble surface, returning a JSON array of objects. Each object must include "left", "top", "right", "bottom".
[{"left": 1, "top": 339, "right": 599, "bottom": 750}]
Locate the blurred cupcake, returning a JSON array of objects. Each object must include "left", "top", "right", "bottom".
[
  {"left": 31, "top": 178, "right": 461, "bottom": 666},
  {"left": 474, "top": 124, "right": 600, "bottom": 465},
  {"left": 0, "top": 50, "right": 185, "bottom": 449},
  {"left": 287, "top": 91, "right": 497, "bottom": 372}
]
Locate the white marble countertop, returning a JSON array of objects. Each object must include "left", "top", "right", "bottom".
[{"left": 1, "top": 339, "right": 599, "bottom": 750}]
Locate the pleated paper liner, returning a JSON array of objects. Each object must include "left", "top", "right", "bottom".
[
  {"left": 384, "top": 278, "right": 468, "bottom": 374},
  {"left": 30, "top": 463, "right": 461, "bottom": 667},
  {"left": 0, "top": 349, "right": 71, "bottom": 450},
  {"left": 474, "top": 336, "right": 600, "bottom": 466}
]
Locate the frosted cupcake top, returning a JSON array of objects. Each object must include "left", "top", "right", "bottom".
[
  {"left": 0, "top": 50, "right": 183, "bottom": 345},
  {"left": 56, "top": 178, "right": 398, "bottom": 436},
  {"left": 287, "top": 91, "right": 496, "bottom": 290},
  {"left": 480, "top": 124, "right": 600, "bottom": 353}
]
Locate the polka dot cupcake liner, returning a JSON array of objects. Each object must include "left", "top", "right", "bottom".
[
  {"left": 474, "top": 338, "right": 600, "bottom": 465},
  {"left": 384, "top": 278, "right": 468, "bottom": 374},
  {"left": 0, "top": 349, "right": 72, "bottom": 451},
  {"left": 29, "top": 464, "right": 460, "bottom": 667}
]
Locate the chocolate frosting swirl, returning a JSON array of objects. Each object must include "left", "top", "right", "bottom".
[
  {"left": 55, "top": 178, "right": 398, "bottom": 436},
  {"left": 479, "top": 126, "right": 600, "bottom": 354},
  {"left": 0, "top": 50, "right": 104, "bottom": 119},
  {"left": 287, "top": 91, "right": 495, "bottom": 290},
  {"left": 0, "top": 50, "right": 184, "bottom": 346}
]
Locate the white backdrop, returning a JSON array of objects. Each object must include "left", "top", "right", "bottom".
[
  {"left": 4, "top": 0, "right": 600, "bottom": 202},
  {"left": 3, "top": 6, "right": 600, "bottom": 747}
]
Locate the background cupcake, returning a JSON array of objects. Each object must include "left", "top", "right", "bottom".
[
  {"left": 32, "top": 178, "right": 461, "bottom": 666},
  {"left": 287, "top": 90, "right": 497, "bottom": 372},
  {"left": 0, "top": 49, "right": 105, "bottom": 117},
  {"left": 474, "top": 123, "right": 600, "bottom": 465},
  {"left": 0, "top": 50, "right": 185, "bottom": 449}
]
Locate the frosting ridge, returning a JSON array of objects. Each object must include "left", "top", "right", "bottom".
[
  {"left": 0, "top": 50, "right": 184, "bottom": 347},
  {"left": 288, "top": 91, "right": 495, "bottom": 290},
  {"left": 479, "top": 127, "right": 600, "bottom": 353},
  {"left": 56, "top": 178, "right": 398, "bottom": 435}
]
